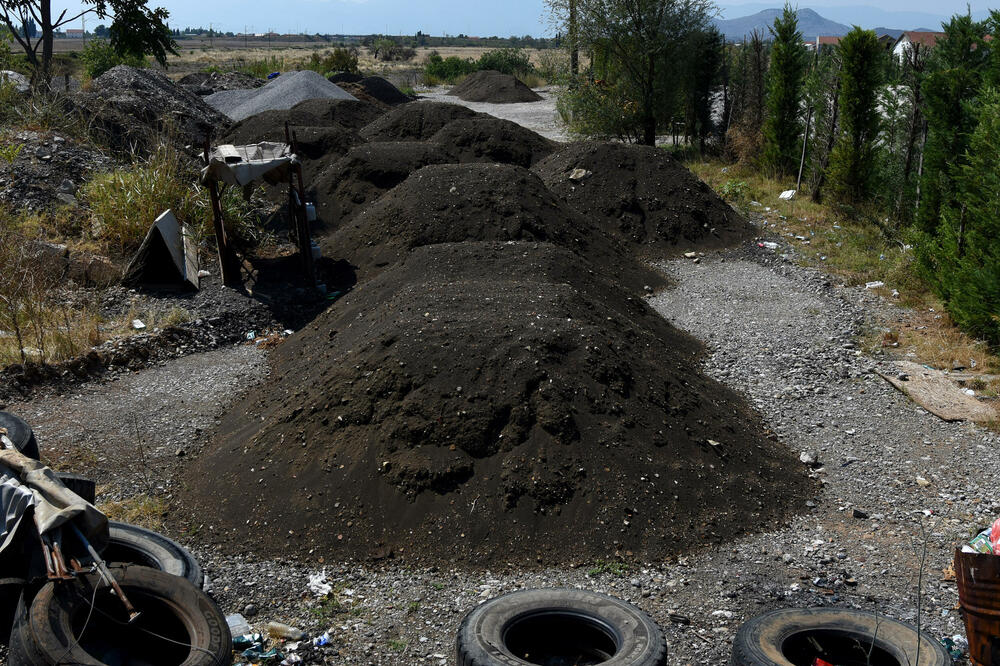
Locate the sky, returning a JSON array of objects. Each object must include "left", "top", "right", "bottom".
[{"left": 48, "top": 1, "right": 997, "bottom": 36}]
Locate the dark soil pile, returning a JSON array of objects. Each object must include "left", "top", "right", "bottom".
[
  {"left": 221, "top": 115, "right": 361, "bottom": 183},
  {"left": 322, "top": 163, "right": 653, "bottom": 291},
  {"left": 431, "top": 117, "right": 556, "bottom": 168},
  {"left": 328, "top": 72, "right": 364, "bottom": 85},
  {"left": 449, "top": 70, "right": 543, "bottom": 103},
  {"left": 357, "top": 76, "right": 413, "bottom": 105},
  {"left": 311, "top": 142, "right": 452, "bottom": 229},
  {"left": 72, "top": 65, "right": 231, "bottom": 154},
  {"left": 288, "top": 98, "right": 387, "bottom": 130},
  {"left": 177, "top": 71, "right": 264, "bottom": 96},
  {"left": 335, "top": 82, "right": 390, "bottom": 109},
  {"left": 182, "top": 240, "right": 811, "bottom": 564},
  {"left": 533, "top": 141, "right": 753, "bottom": 255},
  {"left": 0, "top": 129, "right": 112, "bottom": 211},
  {"left": 360, "top": 102, "right": 480, "bottom": 142}
]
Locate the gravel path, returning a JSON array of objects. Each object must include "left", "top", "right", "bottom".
[
  {"left": 417, "top": 87, "right": 569, "bottom": 142},
  {"left": 5, "top": 246, "right": 993, "bottom": 665}
]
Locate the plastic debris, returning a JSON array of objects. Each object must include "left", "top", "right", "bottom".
[
  {"left": 778, "top": 189, "right": 796, "bottom": 201},
  {"left": 242, "top": 647, "right": 283, "bottom": 662},
  {"left": 308, "top": 570, "right": 333, "bottom": 597},
  {"left": 132, "top": 319, "right": 146, "bottom": 330},
  {"left": 267, "top": 621, "right": 306, "bottom": 641},
  {"left": 233, "top": 633, "right": 264, "bottom": 650},
  {"left": 568, "top": 168, "right": 593, "bottom": 182},
  {"left": 865, "top": 281, "right": 885, "bottom": 289},
  {"left": 227, "top": 613, "right": 252, "bottom": 638},
  {"left": 942, "top": 635, "right": 967, "bottom": 659},
  {"left": 312, "top": 632, "right": 331, "bottom": 647}
]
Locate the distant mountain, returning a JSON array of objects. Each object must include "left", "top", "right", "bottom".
[
  {"left": 713, "top": 7, "right": 850, "bottom": 41},
  {"left": 717, "top": 3, "right": 971, "bottom": 32},
  {"left": 871, "top": 27, "right": 904, "bottom": 39}
]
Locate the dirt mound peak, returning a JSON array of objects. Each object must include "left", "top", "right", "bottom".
[
  {"left": 533, "top": 141, "right": 752, "bottom": 255},
  {"left": 449, "top": 70, "right": 543, "bottom": 103},
  {"left": 288, "top": 98, "right": 387, "bottom": 130},
  {"left": 431, "top": 116, "right": 556, "bottom": 168},
  {"left": 311, "top": 142, "right": 452, "bottom": 231},
  {"left": 181, "top": 240, "right": 811, "bottom": 565},
  {"left": 360, "top": 101, "right": 480, "bottom": 142},
  {"left": 178, "top": 71, "right": 264, "bottom": 96}
]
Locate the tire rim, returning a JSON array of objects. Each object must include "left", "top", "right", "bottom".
[
  {"left": 781, "top": 628, "right": 904, "bottom": 666},
  {"left": 501, "top": 609, "right": 622, "bottom": 665},
  {"left": 71, "top": 588, "right": 195, "bottom": 665}
]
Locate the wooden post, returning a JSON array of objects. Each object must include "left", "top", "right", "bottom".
[
  {"left": 202, "top": 139, "right": 241, "bottom": 287},
  {"left": 796, "top": 106, "right": 813, "bottom": 192}
]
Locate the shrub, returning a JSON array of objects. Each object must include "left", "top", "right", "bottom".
[
  {"left": 535, "top": 49, "right": 570, "bottom": 83},
  {"left": 81, "top": 144, "right": 264, "bottom": 257},
  {"left": 556, "top": 78, "right": 643, "bottom": 142},
  {"left": 423, "top": 51, "right": 475, "bottom": 84},
  {"left": 308, "top": 48, "right": 359, "bottom": 75},
  {"left": 81, "top": 41, "right": 147, "bottom": 80},
  {"left": 475, "top": 48, "right": 534, "bottom": 76}
]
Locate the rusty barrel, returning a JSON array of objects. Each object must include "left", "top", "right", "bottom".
[{"left": 955, "top": 548, "right": 1000, "bottom": 666}]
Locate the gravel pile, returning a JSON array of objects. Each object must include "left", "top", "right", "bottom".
[
  {"left": 1, "top": 70, "right": 29, "bottom": 93},
  {"left": 449, "top": 70, "right": 543, "bottom": 103},
  {"left": 72, "top": 65, "right": 231, "bottom": 153},
  {"left": 206, "top": 71, "right": 357, "bottom": 122}
]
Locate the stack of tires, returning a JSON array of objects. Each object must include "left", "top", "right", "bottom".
[{"left": 0, "top": 411, "right": 231, "bottom": 665}]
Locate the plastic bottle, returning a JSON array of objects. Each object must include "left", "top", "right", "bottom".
[{"left": 267, "top": 621, "right": 306, "bottom": 641}]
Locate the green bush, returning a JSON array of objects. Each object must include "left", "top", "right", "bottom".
[
  {"left": 81, "top": 144, "right": 263, "bottom": 257},
  {"left": 423, "top": 51, "right": 475, "bottom": 84},
  {"left": 475, "top": 48, "right": 533, "bottom": 76},
  {"left": 81, "top": 41, "right": 147, "bottom": 80},
  {"left": 556, "top": 77, "right": 643, "bottom": 142},
  {"left": 308, "top": 48, "right": 359, "bottom": 75}
]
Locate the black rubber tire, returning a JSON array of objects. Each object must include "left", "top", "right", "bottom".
[
  {"left": 0, "top": 578, "right": 26, "bottom": 645},
  {"left": 0, "top": 411, "right": 39, "bottom": 460},
  {"left": 730, "top": 607, "right": 953, "bottom": 666},
  {"left": 8, "top": 565, "right": 230, "bottom": 666},
  {"left": 102, "top": 522, "right": 205, "bottom": 590},
  {"left": 456, "top": 588, "right": 667, "bottom": 666},
  {"left": 54, "top": 472, "right": 96, "bottom": 504}
]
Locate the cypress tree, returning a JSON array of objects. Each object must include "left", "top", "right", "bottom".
[
  {"left": 761, "top": 4, "right": 807, "bottom": 175},
  {"left": 826, "top": 27, "right": 883, "bottom": 205}
]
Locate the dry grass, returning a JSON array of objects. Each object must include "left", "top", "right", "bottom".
[
  {"left": 99, "top": 495, "right": 169, "bottom": 531},
  {"left": 689, "top": 158, "right": 1000, "bottom": 381}
]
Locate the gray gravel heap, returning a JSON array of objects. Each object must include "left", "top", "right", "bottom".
[{"left": 206, "top": 71, "right": 357, "bottom": 122}]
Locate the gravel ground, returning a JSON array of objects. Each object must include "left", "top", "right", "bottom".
[
  {"left": 4, "top": 242, "right": 992, "bottom": 665},
  {"left": 417, "top": 87, "right": 569, "bottom": 142}
]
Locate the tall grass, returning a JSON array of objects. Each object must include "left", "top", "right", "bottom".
[{"left": 81, "top": 143, "right": 265, "bottom": 257}]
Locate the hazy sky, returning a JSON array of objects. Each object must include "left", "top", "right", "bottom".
[{"left": 46, "top": 1, "right": 997, "bottom": 36}]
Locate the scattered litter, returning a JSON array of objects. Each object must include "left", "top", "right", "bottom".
[
  {"left": 778, "top": 189, "right": 796, "bottom": 201},
  {"left": 568, "top": 168, "right": 592, "bottom": 182},
  {"left": 865, "top": 281, "right": 885, "bottom": 289},
  {"left": 916, "top": 476, "right": 931, "bottom": 487},
  {"left": 313, "top": 632, "right": 331, "bottom": 647},
  {"left": 131, "top": 319, "right": 146, "bottom": 330},
  {"left": 684, "top": 252, "right": 697, "bottom": 259},
  {"left": 233, "top": 632, "right": 263, "bottom": 649},
  {"left": 267, "top": 621, "right": 306, "bottom": 640},
  {"left": 227, "top": 613, "right": 253, "bottom": 638},
  {"left": 308, "top": 570, "right": 333, "bottom": 597},
  {"left": 758, "top": 241, "right": 779, "bottom": 250},
  {"left": 242, "top": 646, "right": 283, "bottom": 662}
]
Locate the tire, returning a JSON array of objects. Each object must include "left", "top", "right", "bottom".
[
  {"left": 54, "top": 472, "right": 96, "bottom": 505},
  {"left": 8, "top": 565, "right": 230, "bottom": 666},
  {"left": 456, "top": 588, "right": 667, "bottom": 666},
  {"left": 730, "top": 607, "right": 952, "bottom": 666},
  {"left": 0, "top": 411, "right": 39, "bottom": 460},
  {"left": 0, "top": 578, "right": 26, "bottom": 645},
  {"left": 103, "top": 522, "right": 205, "bottom": 590}
]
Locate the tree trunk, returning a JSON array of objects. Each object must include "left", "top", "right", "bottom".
[
  {"left": 40, "top": 0, "right": 54, "bottom": 86},
  {"left": 569, "top": 0, "right": 579, "bottom": 76},
  {"left": 811, "top": 81, "right": 840, "bottom": 203}
]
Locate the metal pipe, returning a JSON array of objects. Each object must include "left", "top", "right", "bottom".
[{"left": 69, "top": 524, "right": 141, "bottom": 623}]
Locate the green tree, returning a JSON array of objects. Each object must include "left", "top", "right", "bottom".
[
  {"left": 546, "top": 0, "right": 714, "bottom": 145},
  {"left": 761, "top": 4, "right": 807, "bottom": 175},
  {"left": 826, "top": 27, "right": 883, "bottom": 205},
  {"left": 0, "top": 0, "right": 175, "bottom": 84},
  {"left": 81, "top": 39, "right": 146, "bottom": 79},
  {"left": 926, "top": 87, "right": 1000, "bottom": 345},
  {"left": 915, "top": 13, "right": 989, "bottom": 234}
]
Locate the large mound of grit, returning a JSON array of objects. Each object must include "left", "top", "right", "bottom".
[{"left": 178, "top": 92, "right": 808, "bottom": 565}]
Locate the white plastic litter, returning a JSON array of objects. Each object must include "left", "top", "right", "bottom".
[
  {"left": 308, "top": 570, "right": 333, "bottom": 597},
  {"left": 778, "top": 189, "right": 796, "bottom": 200}
]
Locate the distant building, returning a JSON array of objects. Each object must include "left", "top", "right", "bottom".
[
  {"left": 815, "top": 35, "right": 842, "bottom": 50},
  {"left": 876, "top": 33, "right": 895, "bottom": 52},
  {"left": 893, "top": 31, "right": 946, "bottom": 60},
  {"left": 64, "top": 29, "right": 85, "bottom": 39}
]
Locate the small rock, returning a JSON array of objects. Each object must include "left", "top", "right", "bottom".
[
  {"left": 852, "top": 509, "right": 868, "bottom": 519},
  {"left": 568, "top": 168, "right": 593, "bottom": 182},
  {"left": 244, "top": 603, "right": 258, "bottom": 617}
]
